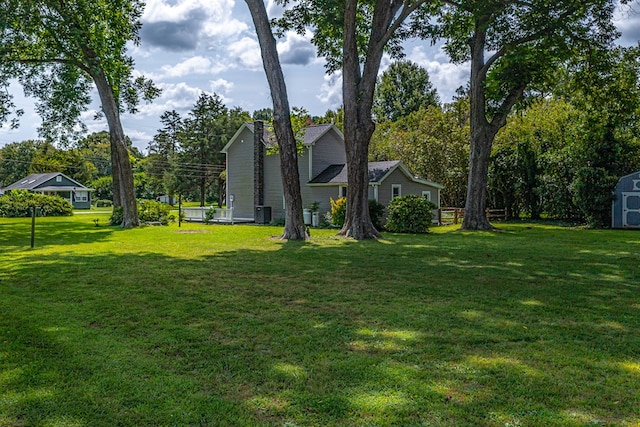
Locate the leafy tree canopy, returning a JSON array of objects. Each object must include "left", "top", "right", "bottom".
[{"left": 373, "top": 60, "right": 440, "bottom": 122}]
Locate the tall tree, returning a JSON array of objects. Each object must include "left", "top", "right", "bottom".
[
  {"left": 245, "top": 0, "right": 308, "bottom": 240},
  {"left": 370, "top": 96, "right": 470, "bottom": 207},
  {"left": 179, "top": 93, "right": 245, "bottom": 206},
  {"left": 373, "top": 60, "right": 440, "bottom": 122},
  {"left": 428, "top": 0, "right": 625, "bottom": 230},
  {"left": 146, "top": 110, "right": 183, "bottom": 202},
  {"left": 0, "top": 140, "right": 40, "bottom": 187},
  {"left": 280, "top": 0, "right": 432, "bottom": 239},
  {"left": 0, "top": 0, "right": 159, "bottom": 227}
]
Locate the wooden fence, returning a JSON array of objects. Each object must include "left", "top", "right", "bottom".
[{"left": 439, "top": 207, "right": 507, "bottom": 225}]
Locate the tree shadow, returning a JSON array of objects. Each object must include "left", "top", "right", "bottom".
[
  {"left": 0, "top": 216, "right": 117, "bottom": 252},
  {"left": 1, "top": 225, "right": 638, "bottom": 425}
]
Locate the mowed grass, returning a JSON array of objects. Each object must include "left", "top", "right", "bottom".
[{"left": 0, "top": 214, "right": 638, "bottom": 426}]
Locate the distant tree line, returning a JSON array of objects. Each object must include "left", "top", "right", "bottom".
[{"left": 368, "top": 52, "right": 640, "bottom": 228}]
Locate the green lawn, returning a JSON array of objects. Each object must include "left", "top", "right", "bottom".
[{"left": 1, "top": 215, "right": 638, "bottom": 426}]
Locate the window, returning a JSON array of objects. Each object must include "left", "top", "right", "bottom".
[
  {"left": 339, "top": 186, "right": 347, "bottom": 198},
  {"left": 56, "top": 175, "right": 62, "bottom": 182},
  {"left": 422, "top": 190, "right": 431, "bottom": 201},
  {"left": 391, "top": 184, "right": 401, "bottom": 199}
]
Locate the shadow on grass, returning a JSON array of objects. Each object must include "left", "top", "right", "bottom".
[
  {"left": 0, "top": 216, "right": 117, "bottom": 252},
  {"left": 1, "top": 226, "right": 639, "bottom": 426}
]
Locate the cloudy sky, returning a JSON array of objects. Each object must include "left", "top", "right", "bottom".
[{"left": 1, "top": 0, "right": 639, "bottom": 152}]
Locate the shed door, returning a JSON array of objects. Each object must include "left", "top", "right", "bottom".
[{"left": 622, "top": 192, "right": 640, "bottom": 228}]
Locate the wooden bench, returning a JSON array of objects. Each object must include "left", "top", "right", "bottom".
[{"left": 145, "top": 221, "right": 163, "bottom": 226}]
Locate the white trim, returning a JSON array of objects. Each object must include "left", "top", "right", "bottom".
[
  {"left": 375, "top": 161, "right": 445, "bottom": 189},
  {"left": 308, "top": 146, "right": 313, "bottom": 181},
  {"left": 339, "top": 185, "right": 347, "bottom": 198},
  {"left": 304, "top": 124, "right": 344, "bottom": 146},
  {"left": 392, "top": 184, "right": 401, "bottom": 199},
  {"left": 622, "top": 192, "right": 640, "bottom": 228},
  {"left": 221, "top": 122, "right": 252, "bottom": 153},
  {"left": 373, "top": 185, "right": 379, "bottom": 202}
]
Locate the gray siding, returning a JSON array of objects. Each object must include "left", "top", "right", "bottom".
[
  {"left": 226, "top": 127, "right": 255, "bottom": 219},
  {"left": 310, "top": 129, "right": 346, "bottom": 179},
  {"left": 263, "top": 152, "right": 285, "bottom": 219},
  {"left": 305, "top": 186, "right": 340, "bottom": 215},
  {"left": 377, "top": 168, "right": 440, "bottom": 208},
  {"left": 34, "top": 175, "right": 78, "bottom": 189}
]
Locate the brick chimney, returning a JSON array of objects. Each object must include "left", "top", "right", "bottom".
[{"left": 253, "top": 120, "right": 265, "bottom": 207}]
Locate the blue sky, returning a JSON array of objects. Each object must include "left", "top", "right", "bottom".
[{"left": 1, "top": 0, "right": 639, "bottom": 152}]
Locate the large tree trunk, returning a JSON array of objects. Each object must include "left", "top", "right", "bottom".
[
  {"left": 462, "top": 19, "right": 525, "bottom": 230},
  {"left": 245, "top": 0, "right": 307, "bottom": 240},
  {"left": 462, "top": 22, "right": 494, "bottom": 231},
  {"left": 338, "top": 0, "right": 383, "bottom": 239},
  {"left": 111, "top": 142, "right": 122, "bottom": 208},
  {"left": 91, "top": 67, "right": 139, "bottom": 228}
]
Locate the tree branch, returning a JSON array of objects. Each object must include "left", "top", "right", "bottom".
[
  {"left": 489, "top": 83, "right": 526, "bottom": 133},
  {"left": 480, "top": 6, "right": 578, "bottom": 78}
]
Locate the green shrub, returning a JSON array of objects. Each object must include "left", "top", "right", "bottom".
[
  {"left": 204, "top": 207, "right": 216, "bottom": 224},
  {"left": 368, "top": 199, "right": 386, "bottom": 230},
  {"left": 330, "top": 197, "right": 346, "bottom": 227},
  {"left": 138, "top": 199, "right": 174, "bottom": 225},
  {"left": 571, "top": 166, "right": 616, "bottom": 228},
  {"left": 96, "top": 199, "right": 113, "bottom": 207},
  {"left": 0, "top": 190, "right": 73, "bottom": 217},
  {"left": 385, "top": 195, "right": 436, "bottom": 234},
  {"left": 110, "top": 206, "right": 123, "bottom": 226},
  {"left": 329, "top": 198, "right": 387, "bottom": 229}
]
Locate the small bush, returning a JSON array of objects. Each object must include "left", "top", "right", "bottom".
[
  {"left": 0, "top": 190, "right": 73, "bottom": 217},
  {"left": 368, "top": 199, "right": 386, "bottom": 230},
  {"left": 330, "top": 197, "right": 346, "bottom": 227},
  {"left": 138, "top": 199, "right": 174, "bottom": 225},
  {"left": 204, "top": 207, "right": 216, "bottom": 224},
  {"left": 110, "top": 206, "right": 124, "bottom": 226},
  {"left": 96, "top": 199, "right": 113, "bottom": 207},
  {"left": 385, "top": 195, "right": 436, "bottom": 234},
  {"left": 270, "top": 217, "right": 286, "bottom": 226}
]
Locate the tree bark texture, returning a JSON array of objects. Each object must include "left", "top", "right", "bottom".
[
  {"left": 462, "top": 21, "right": 495, "bottom": 231},
  {"left": 91, "top": 66, "right": 140, "bottom": 228},
  {"left": 245, "top": 0, "right": 307, "bottom": 240},
  {"left": 338, "top": 0, "right": 387, "bottom": 239}
]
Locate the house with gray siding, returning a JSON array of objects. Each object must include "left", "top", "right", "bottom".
[
  {"left": 1, "top": 172, "right": 93, "bottom": 209},
  {"left": 221, "top": 122, "right": 443, "bottom": 222}
]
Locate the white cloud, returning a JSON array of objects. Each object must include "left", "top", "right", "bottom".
[
  {"left": 159, "top": 56, "right": 228, "bottom": 78},
  {"left": 210, "top": 78, "right": 234, "bottom": 94},
  {"left": 228, "top": 37, "right": 263, "bottom": 70},
  {"left": 317, "top": 71, "right": 342, "bottom": 107},
  {"left": 134, "top": 82, "right": 204, "bottom": 117},
  {"left": 141, "top": 0, "right": 248, "bottom": 51},
  {"left": 277, "top": 31, "right": 317, "bottom": 65},
  {"left": 407, "top": 46, "right": 470, "bottom": 103}
]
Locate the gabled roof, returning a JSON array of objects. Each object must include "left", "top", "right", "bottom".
[
  {"left": 309, "top": 161, "right": 444, "bottom": 189},
  {"left": 221, "top": 122, "right": 342, "bottom": 153},
  {"left": 2, "top": 172, "right": 90, "bottom": 191}
]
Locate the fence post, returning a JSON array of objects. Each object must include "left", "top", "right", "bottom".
[{"left": 30, "top": 206, "right": 37, "bottom": 248}]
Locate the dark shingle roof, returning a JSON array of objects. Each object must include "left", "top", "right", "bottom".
[
  {"left": 246, "top": 122, "right": 335, "bottom": 148},
  {"left": 309, "top": 164, "right": 346, "bottom": 184},
  {"left": 2, "top": 172, "right": 89, "bottom": 191},
  {"left": 3, "top": 173, "right": 61, "bottom": 191},
  {"left": 309, "top": 161, "right": 401, "bottom": 184}
]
